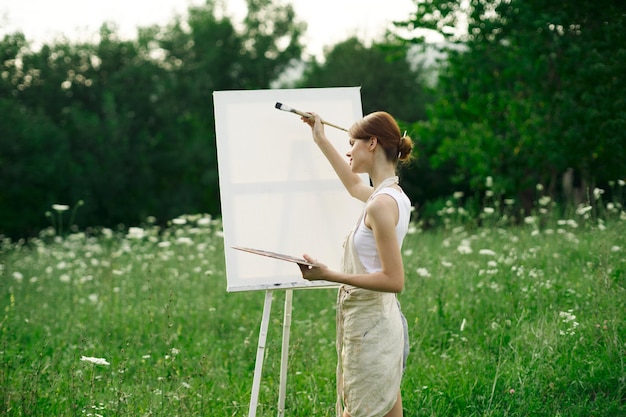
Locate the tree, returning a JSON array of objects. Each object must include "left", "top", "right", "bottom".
[
  {"left": 0, "top": 0, "right": 307, "bottom": 238},
  {"left": 397, "top": 0, "right": 626, "bottom": 209},
  {"left": 297, "top": 36, "right": 429, "bottom": 122}
]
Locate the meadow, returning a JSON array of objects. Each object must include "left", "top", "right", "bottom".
[{"left": 1, "top": 189, "right": 625, "bottom": 416}]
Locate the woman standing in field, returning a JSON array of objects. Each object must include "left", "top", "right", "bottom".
[{"left": 298, "top": 111, "right": 413, "bottom": 417}]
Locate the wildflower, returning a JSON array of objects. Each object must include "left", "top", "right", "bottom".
[
  {"left": 536, "top": 183, "right": 544, "bottom": 191},
  {"left": 197, "top": 217, "right": 212, "bottom": 226},
  {"left": 486, "top": 176, "right": 493, "bottom": 188},
  {"left": 576, "top": 205, "right": 592, "bottom": 216},
  {"left": 457, "top": 242, "right": 472, "bottom": 254},
  {"left": 611, "top": 246, "right": 621, "bottom": 252},
  {"left": 453, "top": 191, "right": 464, "bottom": 199},
  {"left": 158, "top": 241, "right": 171, "bottom": 248},
  {"left": 559, "top": 310, "right": 579, "bottom": 336},
  {"left": 504, "top": 199, "right": 515, "bottom": 205},
  {"left": 479, "top": 249, "right": 496, "bottom": 256},
  {"left": 441, "top": 261, "right": 453, "bottom": 268},
  {"left": 12, "top": 271, "right": 23, "bottom": 282},
  {"left": 483, "top": 207, "right": 495, "bottom": 215},
  {"left": 460, "top": 318, "right": 467, "bottom": 332},
  {"left": 538, "top": 196, "right": 551, "bottom": 206},
  {"left": 52, "top": 204, "right": 70, "bottom": 212},
  {"left": 524, "top": 216, "right": 536, "bottom": 224},
  {"left": 176, "top": 237, "right": 193, "bottom": 245},
  {"left": 127, "top": 227, "right": 146, "bottom": 239},
  {"left": 172, "top": 217, "right": 187, "bottom": 225},
  {"left": 593, "top": 187, "right": 605, "bottom": 200},
  {"left": 416, "top": 268, "right": 431, "bottom": 278},
  {"left": 80, "top": 356, "right": 110, "bottom": 366},
  {"left": 619, "top": 179, "right": 625, "bottom": 186}
]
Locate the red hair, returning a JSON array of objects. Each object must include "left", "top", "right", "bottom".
[{"left": 348, "top": 111, "right": 414, "bottom": 165}]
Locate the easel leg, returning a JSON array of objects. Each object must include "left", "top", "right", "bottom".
[
  {"left": 277, "top": 289, "right": 293, "bottom": 417},
  {"left": 249, "top": 290, "right": 273, "bottom": 417}
]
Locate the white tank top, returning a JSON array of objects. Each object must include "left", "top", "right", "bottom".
[{"left": 352, "top": 187, "right": 411, "bottom": 273}]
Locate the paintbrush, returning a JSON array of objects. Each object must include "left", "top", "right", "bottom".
[{"left": 274, "top": 102, "right": 348, "bottom": 132}]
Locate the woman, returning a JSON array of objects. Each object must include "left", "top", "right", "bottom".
[{"left": 298, "top": 111, "right": 414, "bottom": 417}]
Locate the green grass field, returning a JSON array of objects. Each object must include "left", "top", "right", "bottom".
[{"left": 1, "top": 202, "right": 625, "bottom": 416}]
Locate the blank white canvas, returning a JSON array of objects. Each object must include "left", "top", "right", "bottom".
[{"left": 214, "top": 87, "right": 365, "bottom": 292}]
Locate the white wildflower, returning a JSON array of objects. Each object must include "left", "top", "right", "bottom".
[
  {"left": 457, "top": 242, "right": 472, "bottom": 254},
  {"left": 479, "top": 249, "right": 496, "bottom": 256},
  {"left": 416, "top": 268, "right": 431, "bottom": 278},
  {"left": 593, "top": 187, "right": 605, "bottom": 200},
  {"left": 80, "top": 356, "right": 110, "bottom": 366},
  {"left": 538, "top": 196, "right": 551, "bottom": 206},
  {"left": 197, "top": 217, "right": 212, "bottom": 226},
  {"left": 52, "top": 204, "right": 70, "bottom": 212},
  {"left": 127, "top": 227, "right": 146, "bottom": 239}
]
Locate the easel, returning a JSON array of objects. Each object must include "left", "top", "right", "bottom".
[{"left": 248, "top": 289, "right": 294, "bottom": 417}]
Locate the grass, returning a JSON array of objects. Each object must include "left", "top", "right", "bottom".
[{"left": 1, "top": 197, "right": 625, "bottom": 416}]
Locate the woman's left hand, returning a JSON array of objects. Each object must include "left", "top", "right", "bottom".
[{"left": 297, "top": 254, "right": 328, "bottom": 281}]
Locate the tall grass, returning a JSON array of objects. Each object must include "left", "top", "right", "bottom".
[{"left": 1, "top": 188, "right": 625, "bottom": 416}]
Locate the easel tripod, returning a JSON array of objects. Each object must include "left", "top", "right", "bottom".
[{"left": 248, "top": 289, "right": 294, "bottom": 417}]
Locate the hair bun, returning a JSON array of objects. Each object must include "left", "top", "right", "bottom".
[{"left": 398, "top": 135, "right": 414, "bottom": 163}]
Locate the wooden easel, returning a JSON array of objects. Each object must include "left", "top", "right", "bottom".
[{"left": 248, "top": 289, "right": 294, "bottom": 417}]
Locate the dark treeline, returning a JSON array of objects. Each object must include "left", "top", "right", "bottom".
[{"left": 1, "top": 0, "right": 624, "bottom": 238}]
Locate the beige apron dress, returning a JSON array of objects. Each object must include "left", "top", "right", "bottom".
[{"left": 335, "top": 181, "right": 406, "bottom": 417}]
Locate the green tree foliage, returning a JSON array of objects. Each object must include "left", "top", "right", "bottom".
[
  {"left": 398, "top": 0, "right": 626, "bottom": 209},
  {"left": 0, "top": 0, "right": 304, "bottom": 237},
  {"left": 297, "top": 36, "right": 429, "bottom": 122}
]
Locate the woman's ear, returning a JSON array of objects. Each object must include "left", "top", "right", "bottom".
[{"left": 369, "top": 137, "right": 378, "bottom": 151}]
